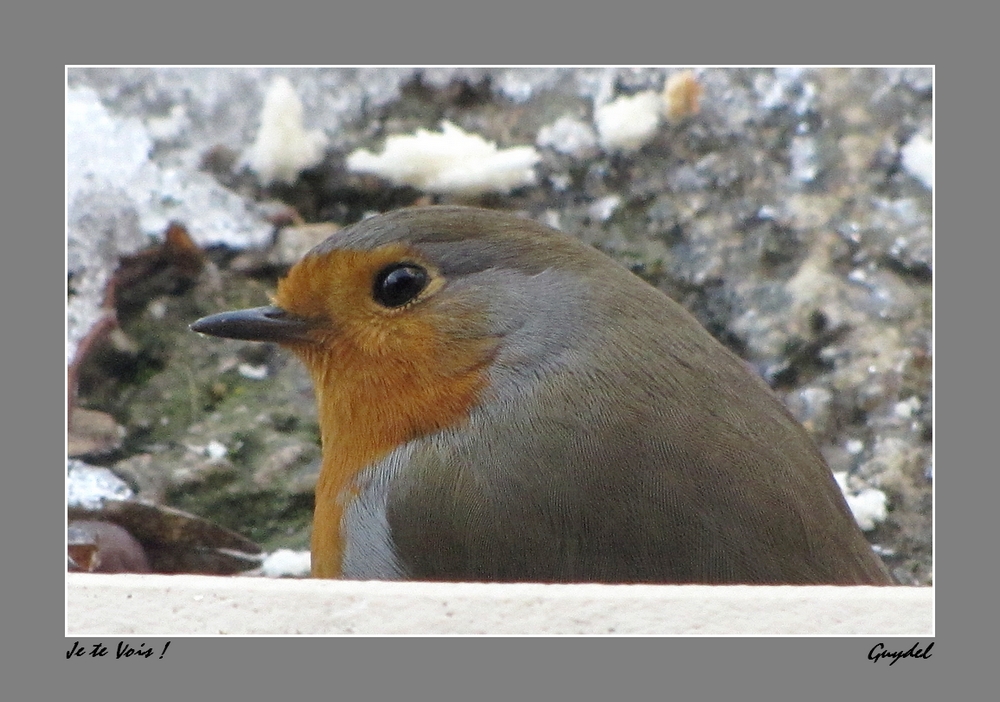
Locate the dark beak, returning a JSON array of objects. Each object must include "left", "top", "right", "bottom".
[{"left": 190, "top": 306, "right": 314, "bottom": 343}]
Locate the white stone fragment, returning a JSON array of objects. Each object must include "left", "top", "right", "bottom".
[
  {"left": 594, "top": 91, "right": 663, "bottom": 152},
  {"left": 67, "top": 460, "right": 134, "bottom": 509},
  {"left": 237, "top": 363, "right": 269, "bottom": 380},
  {"left": 258, "top": 549, "right": 312, "bottom": 578},
  {"left": 834, "top": 472, "right": 889, "bottom": 531},
  {"left": 205, "top": 440, "right": 228, "bottom": 460},
  {"left": 900, "top": 131, "right": 934, "bottom": 190},
  {"left": 346, "top": 121, "right": 540, "bottom": 195},
  {"left": 847, "top": 488, "right": 889, "bottom": 532},
  {"left": 242, "top": 76, "right": 329, "bottom": 185}
]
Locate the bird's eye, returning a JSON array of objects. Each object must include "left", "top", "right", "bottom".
[{"left": 372, "top": 263, "right": 430, "bottom": 308}]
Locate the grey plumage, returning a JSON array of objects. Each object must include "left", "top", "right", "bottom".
[{"left": 330, "top": 207, "right": 893, "bottom": 584}]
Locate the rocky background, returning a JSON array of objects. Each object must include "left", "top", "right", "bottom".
[{"left": 66, "top": 67, "right": 932, "bottom": 585}]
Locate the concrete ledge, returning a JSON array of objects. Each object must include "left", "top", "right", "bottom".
[{"left": 67, "top": 573, "right": 932, "bottom": 635}]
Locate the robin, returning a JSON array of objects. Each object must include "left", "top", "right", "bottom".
[{"left": 191, "top": 206, "right": 893, "bottom": 584}]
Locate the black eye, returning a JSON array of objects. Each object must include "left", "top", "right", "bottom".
[{"left": 373, "top": 263, "right": 429, "bottom": 308}]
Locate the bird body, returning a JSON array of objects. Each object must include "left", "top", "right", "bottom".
[{"left": 192, "top": 206, "right": 893, "bottom": 584}]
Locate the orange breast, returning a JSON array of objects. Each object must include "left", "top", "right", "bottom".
[{"left": 273, "top": 247, "right": 494, "bottom": 577}]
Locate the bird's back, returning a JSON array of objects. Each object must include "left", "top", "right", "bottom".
[{"left": 375, "top": 255, "right": 892, "bottom": 584}]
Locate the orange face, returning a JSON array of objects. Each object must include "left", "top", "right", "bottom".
[{"left": 273, "top": 245, "right": 495, "bottom": 577}]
